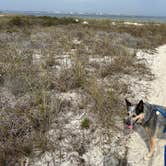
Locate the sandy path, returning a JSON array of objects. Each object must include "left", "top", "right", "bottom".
[
  {"left": 149, "top": 45, "right": 166, "bottom": 106},
  {"left": 127, "top": 45, "right": 166, "bottom": 166}
]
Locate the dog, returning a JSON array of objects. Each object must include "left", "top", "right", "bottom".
[{"left": 124, "top": 99, "right": 166, "bottom": 159}]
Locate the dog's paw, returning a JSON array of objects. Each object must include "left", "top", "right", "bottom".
[{"left": 144, "top": 152, "right": 153, "bottom": 160}]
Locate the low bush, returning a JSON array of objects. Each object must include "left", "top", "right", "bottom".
[
  {"left": 8, "top": 16, "right": 31, "bottom": 27},
  {"left": 81, "top": 118, "right": 91, "bottom": 129}
]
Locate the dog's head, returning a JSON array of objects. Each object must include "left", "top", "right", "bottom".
[{"left": 124, "top": 99, "right": 145, "bottom": 129}]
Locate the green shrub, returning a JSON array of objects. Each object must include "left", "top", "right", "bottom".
[
  {"left": 40, "top": 16, "right": 58, "bottom": 26},
  {"left": 81, "top": 118, "right": 90, "bottom": 129},
  {"left": 38, "top": 16, "right": 77, "bottom": 26},
  {"left": 8, "top": 16, "right": 31, "bottom": 27}
]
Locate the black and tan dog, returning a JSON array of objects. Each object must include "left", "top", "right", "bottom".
[{"left": 124, "top": 99, "right": 166, "bottom": 159}]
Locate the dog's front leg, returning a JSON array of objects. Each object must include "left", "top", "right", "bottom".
[
  {"left": 149, "top": 136, "right": 155, "bottom": 156},
  {"left": 144, "top": 127, "right": 155, "bottom": 160}
]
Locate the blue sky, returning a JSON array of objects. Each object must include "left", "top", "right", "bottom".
[{"left": 0, "top": 0, "right": 166, "bottom": 16}]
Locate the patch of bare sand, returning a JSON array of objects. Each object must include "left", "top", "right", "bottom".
[
  {"left": 127, "top": 45, "right": 166, "bottom": 166},
  {"left": 124, "top": 22, "right": 144, "bottom": 26}
]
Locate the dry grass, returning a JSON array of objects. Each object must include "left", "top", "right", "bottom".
[
  {"left": 82, "top": 19, "right": 166, "bottom": 50},
  {"left": 100, "top": 48, "right": 151, "bottom": 78},
  {"left": 0, "top": 47, "right": 61, "bottom": 164},
  {"left": 53, "top": 55, "right": 87, "bottom": 92}
]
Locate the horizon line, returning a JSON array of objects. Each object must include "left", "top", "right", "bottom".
[{"left": 1, "top": 9, "right": 166, "bottom": 18}]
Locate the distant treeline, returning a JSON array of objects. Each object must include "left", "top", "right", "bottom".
[{"left": 0, "top": 15, "right": 79, "bottom": 28}]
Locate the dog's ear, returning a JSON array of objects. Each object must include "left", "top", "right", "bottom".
[
  {"left": 136, "top": 100, "right": 144, "bottom": 115},
  {"left": 125, "top": 99, "right": 132, "bottom": 107}
]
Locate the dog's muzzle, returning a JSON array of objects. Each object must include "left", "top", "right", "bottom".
[{"left": 124, "top": 117, "right": 134, "bottom": 130}]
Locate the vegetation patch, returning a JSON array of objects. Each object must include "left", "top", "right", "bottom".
[
  {"left": 81, "top": 118, "right": 91, "bottom": 129},
  {"left": 0, "top": 15, "right": 160, "bottom": 165}
]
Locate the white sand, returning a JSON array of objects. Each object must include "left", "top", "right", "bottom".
[
  {"left": 148, "top": 45, "right": 166, "bottom": 106},
  {"left": 124, "top": 22, "right": 143, "bottom": 26},
  {"left": 127, "top": 45, "right": 166, "bottom": 166}
]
